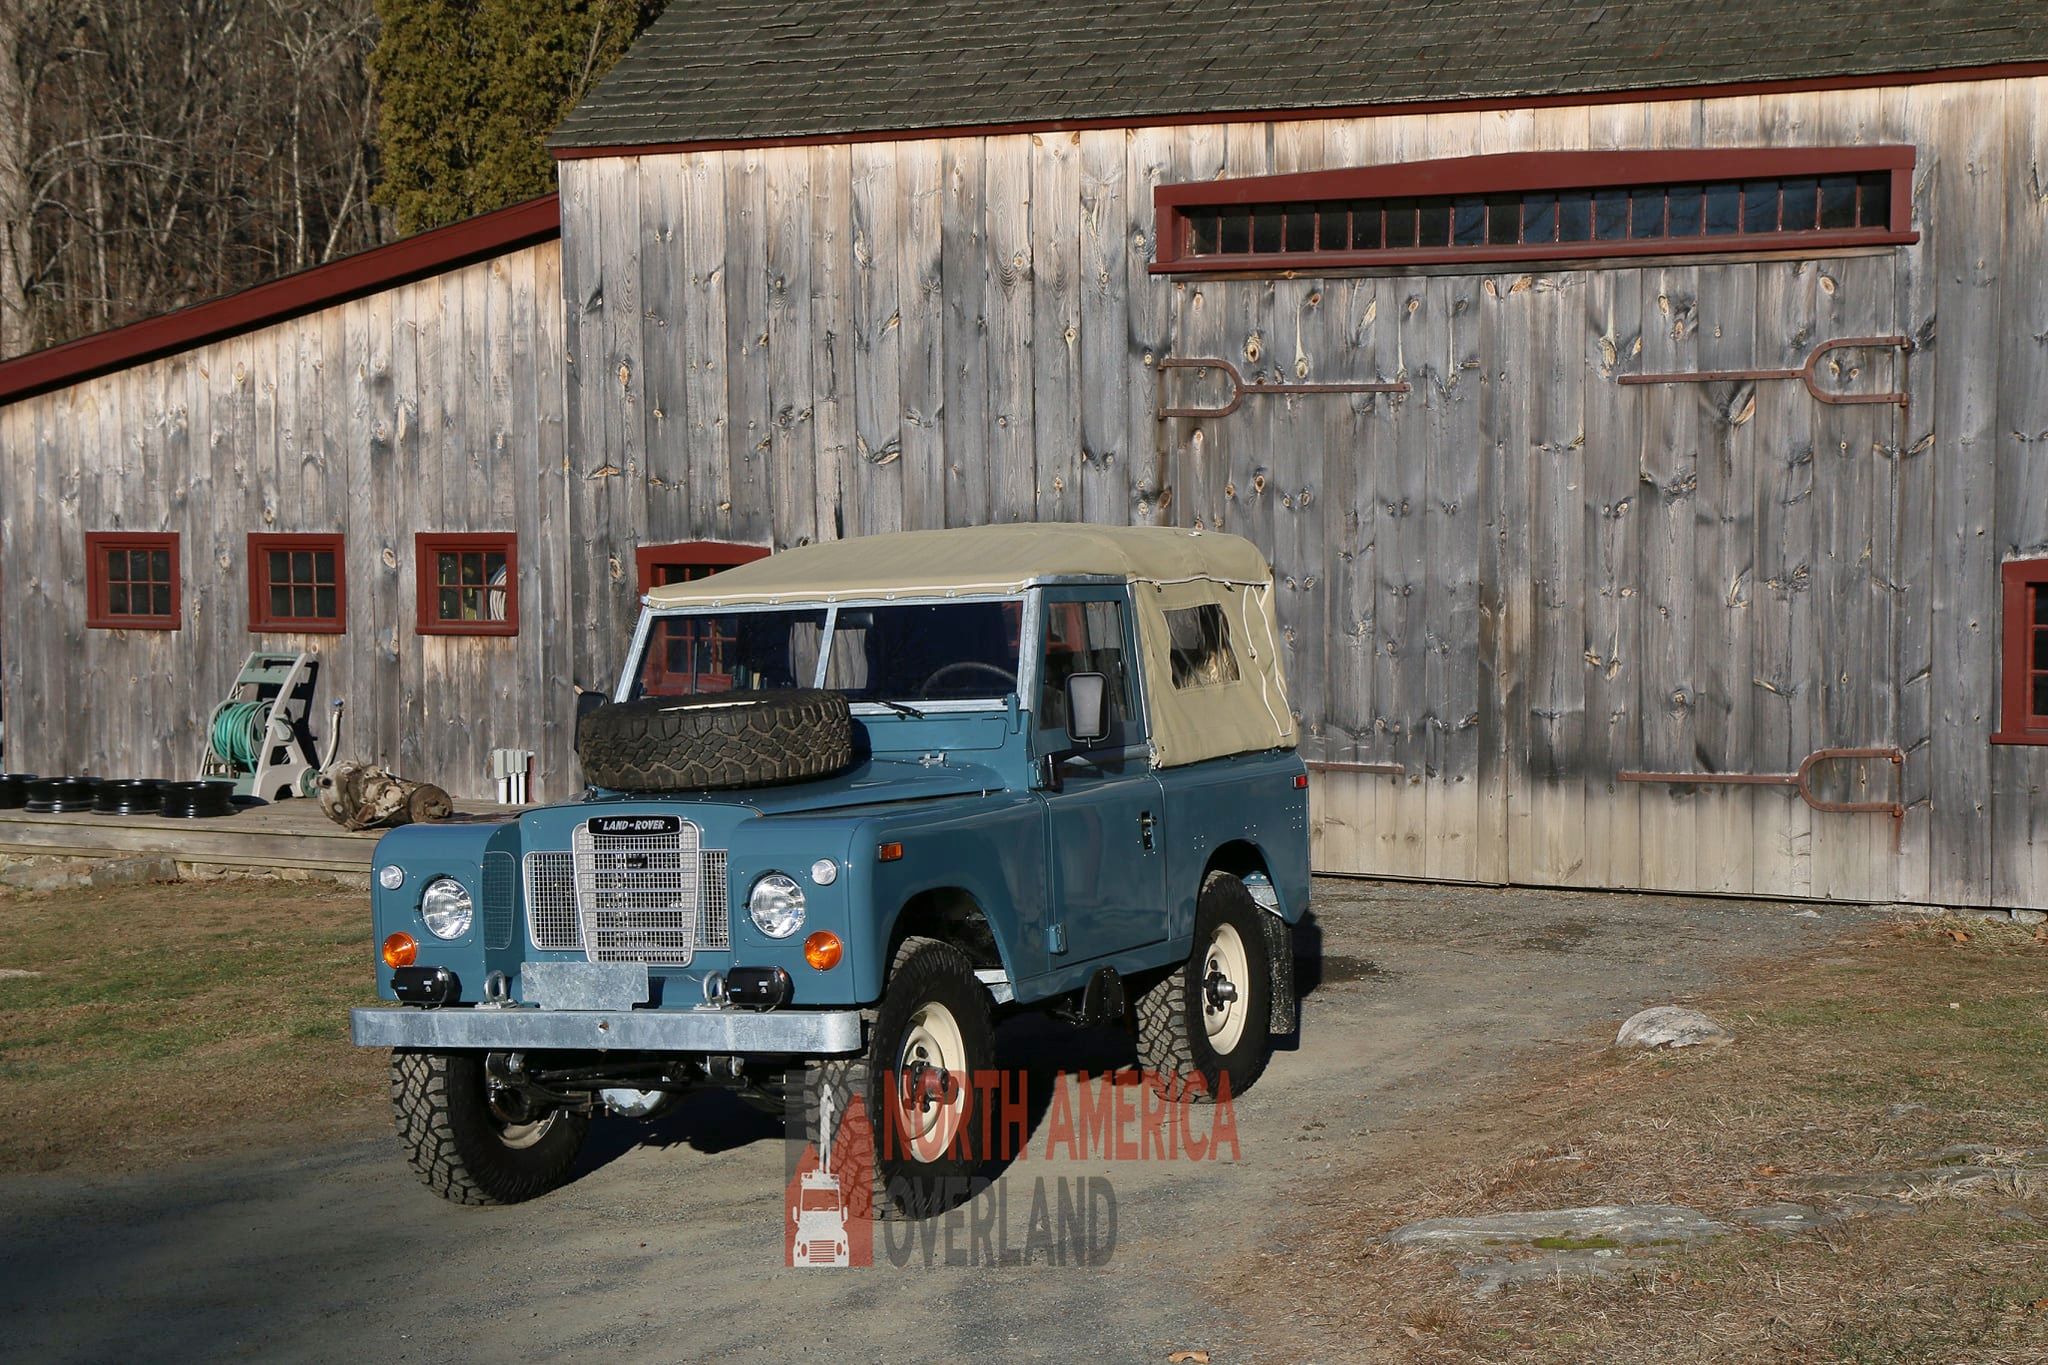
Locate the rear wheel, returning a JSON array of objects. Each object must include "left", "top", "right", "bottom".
[
  {"left": 1135, "top": 872, "right": 1274, "bottom": 1103},
  {"left": 390, "top": 1050, "right": 589, "bottom": 1205}
]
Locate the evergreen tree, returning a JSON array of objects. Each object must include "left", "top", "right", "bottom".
[{"left": 370, "top": 0, "right": 662, "bottom": 234}]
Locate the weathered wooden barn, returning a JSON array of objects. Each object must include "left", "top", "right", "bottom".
[{"left": 2, "top": 1, "right": 2046, "bottom": 911}]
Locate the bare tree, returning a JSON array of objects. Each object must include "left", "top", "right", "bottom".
[{"left": 2, "top": 0, "right": 387, "bottom": 359}]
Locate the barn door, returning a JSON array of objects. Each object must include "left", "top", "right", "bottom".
[
  {"left": 1510, "top": 253, "right": 1906, "bottom": 900},
  {"left": 1162, "top": 273, "right": 1501, "bottom": 884}
]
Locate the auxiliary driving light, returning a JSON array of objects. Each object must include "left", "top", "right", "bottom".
[
  {"left": 803, "top": 931, "right": 843, "bottom": 971},
  {"left": 809, "top": 858, "right": 839, "bottom": 886},
  {"left": 377, "top": 864, "right": 405, "bottom": 890},
  {"left": 381, "top": 932, "right": 418, "bottom": 968}
]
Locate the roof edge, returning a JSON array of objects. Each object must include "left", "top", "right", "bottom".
[
  {"left": 549, "top": 60, "right": 2048, "bottom": 159},
  {"left": 0, "top": 194, "right": 561, "bottom": 408}
]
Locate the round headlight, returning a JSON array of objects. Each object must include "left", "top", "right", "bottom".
[
  {"left": 420, "top": 877, "right": 473, "bottom": 941},
  {"left": 377, "top": 864, "right": 405, "bottom": 891},
  {"left": 810, "top": 858, "right": 839, "bottom": 886},
  {"left": 748, "top": 873, "right": 807, "bottom": 938}
]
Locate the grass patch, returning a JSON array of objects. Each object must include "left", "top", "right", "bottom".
[
  {"left": 1528, "top": 1235, "right": 1622, "bottom": 1252},
  {"left": 0, "top": 879, "right": 384, "bottom": 1173},
  {"left": 1221, "top": 917, "right": 2048, "bottom": 1363}
]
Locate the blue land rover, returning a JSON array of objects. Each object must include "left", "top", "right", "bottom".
[{"left": 352, "top": 524, "right": 1309, "bottom": 1211}]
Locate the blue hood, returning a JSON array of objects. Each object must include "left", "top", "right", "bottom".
[{"left": 584, "top": 753, "right": 1010, "bottom": 817}]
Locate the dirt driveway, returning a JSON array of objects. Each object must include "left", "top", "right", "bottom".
[{"left": 0, "top": 878, "right": 1865, "bottom": 1363}]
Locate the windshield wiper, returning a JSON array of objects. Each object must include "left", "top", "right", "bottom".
[{"left": 870, "top": 699, "right": 927, "bottom": 719}]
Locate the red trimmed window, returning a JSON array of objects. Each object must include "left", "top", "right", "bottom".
[
  {"left": 416, "top": 532, "right": 517, "bottom": 637},
  {"left": 86, "top": 532, "right": 179, "bottom": 630},
  {"left": 249, "top": 533, "right": 345, "bottom": 634},
  {"left": 636, "top": 542, "right": 769, "bottom": 696},
  {"left": 1153, "top": 147, "right": 1917, "bottom": 273},
  {"left": 1995, "top": 559, "right": 2048, "bottom": 745}
]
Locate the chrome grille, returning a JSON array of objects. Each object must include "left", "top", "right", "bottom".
[
  {"left": 523, "top": 851, "right": 579, "bottom": 951},
  {"left": 571, "top": 822, "right": 701, "bottom": 965},
  {"left": 481, "top": 851, "right": 517, "bottom": 950},
  {"left": 699, "top": 850, "right": 730, "bottom": 949}
]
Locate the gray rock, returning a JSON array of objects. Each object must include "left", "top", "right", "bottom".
[
  {"left": 1388, "top": 1204, "right": 1733, "bottom": 1251},
  {"left": 1457, "top": 1249, "right": 1640, "bottom": 1295},
  {"left": 1732, "top": 1202, "right": 1845, "bottom": 1235},
  {"left": 0, "top": 855, "right": 178, "bottom": 892},
  {"left": 0, "top": 967, "right": 41, "bottom": 979},
  {"left": 1792, "top": 1166, "right": 2047, "bottom": 1200},
  {"left": 1794, "top": 909, "right": 1822, "bottom": 919},
  {"left": 88, "top": 856, "right": 179, "bottom": 888},
  {"left": 2012, "top": 909, "right": 2047, "bottom": 926},
  {"left": 1616, "top": 1005, "right": 1731, "bottom": 1050}
]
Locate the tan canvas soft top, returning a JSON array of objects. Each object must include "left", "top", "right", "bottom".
[
  {"left": 640, "top": 524, "right": 1297, "bottom": 767},
  {"left": 642, "top": 524, "right": 1273, "bottom": 606}
]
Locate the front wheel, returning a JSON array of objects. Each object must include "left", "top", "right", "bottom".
[
  {"left": 1136, "top": 872, "right": 1274, "bottom": 1103},
  {"left": 807, "top": 937, "right": 994, "bottom": 1219},
  {"left": 390, "top": 1050, "right": 590, "bottom": 1205}
]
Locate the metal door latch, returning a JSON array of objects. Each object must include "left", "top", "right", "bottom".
[{"left": 1139, "top": 811, "right": 1156, "bottom": 851}]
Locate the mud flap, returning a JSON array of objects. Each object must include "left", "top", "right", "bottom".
[{"left": 1261, "top": 911, "right": 1297, "bottom": 1035}]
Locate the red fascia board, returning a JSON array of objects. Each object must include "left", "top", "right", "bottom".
[
  {"left": 1149, "top": 146, "right": 1918, "bottom": 212},
  {"left": 0, "top": 194, "right": 560, "bottom": 407},
  {"left": 548, "top": 62, "right": 2048, "bottom": 160}
]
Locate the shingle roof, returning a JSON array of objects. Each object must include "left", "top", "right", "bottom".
[{"left": 549, "top": 1, "right": 2048, "bottom": 150}]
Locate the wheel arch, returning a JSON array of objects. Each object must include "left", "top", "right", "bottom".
[
  {"left": 885, "top": 885, "right": 1007, "bottom": 979},
  {"left": 1204, "top": 839, "right": 1286, "bottom": 918}
]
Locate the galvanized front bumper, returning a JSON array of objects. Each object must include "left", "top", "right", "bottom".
[{"left": 350, "top": 1005, "right": 865, "bottom": 1054}]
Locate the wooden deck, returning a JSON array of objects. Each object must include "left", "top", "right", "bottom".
[{"left": 0, "top": 799, "right": 519, "bottom": 876}]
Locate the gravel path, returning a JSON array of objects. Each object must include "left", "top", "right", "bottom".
[{"left": 0, "top": 879, "right": 1871, "bottom": 1364}]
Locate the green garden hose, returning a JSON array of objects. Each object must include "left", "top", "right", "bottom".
[{"left": 210, "top": 700, "right": 269, "bottom": 773}]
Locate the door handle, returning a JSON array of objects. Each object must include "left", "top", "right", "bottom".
[{"left": 1139, "top": 811, "right": 1155, "bottom": 851}]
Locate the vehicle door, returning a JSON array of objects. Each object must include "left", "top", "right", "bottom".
[{"left": 1035, "top": 587, "right": 1169, "bottom": 963}]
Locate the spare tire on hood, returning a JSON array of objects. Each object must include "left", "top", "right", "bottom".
[{"left": 577, "top": 689, "right": 854, "bottom": 792}]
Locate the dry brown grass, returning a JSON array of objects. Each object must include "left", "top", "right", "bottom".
[
  {"left": 1222, "top": 918, "right": 2048, "bottom": 1364},
  {"left": 0, "top": 878, "right": 384, "bottom": 1173}
]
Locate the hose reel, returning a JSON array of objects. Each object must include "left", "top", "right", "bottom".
[{"left": 196, "top": 650, "right": 344, "bottom": 801}]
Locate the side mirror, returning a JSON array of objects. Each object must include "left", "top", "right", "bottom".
[{"left": 1064, "top": 672, "right": 1110, "bottom": 745}]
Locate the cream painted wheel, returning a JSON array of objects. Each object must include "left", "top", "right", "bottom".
[
  {"left": 894, "top": 999, "right": 969, "bottom": 1163},
  {"left": 488, "top": 1087, "right": 561, "bottom": 1151},
  {"left": 1201, "top": 922, "right": 1252, "bottom": 1054}
]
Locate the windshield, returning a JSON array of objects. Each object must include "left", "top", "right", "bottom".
[{"left": 631, "top": 599, "right": 1022, "bottom": 705}]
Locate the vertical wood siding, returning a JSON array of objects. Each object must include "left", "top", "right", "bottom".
[
  {"left": 556, "top": 77, "right": 2047, "bottom": 909},
  {"left": 0, "top": 243, "right": 572, "bottom": 802}
]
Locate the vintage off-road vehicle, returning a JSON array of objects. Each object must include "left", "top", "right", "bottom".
[{"left": 352, "top": 524, "right": 1309, "bottom": 1210}]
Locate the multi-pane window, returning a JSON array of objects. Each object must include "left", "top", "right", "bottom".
[
  {"left": 85, "top": 532, "right": 179, "bottom": 630},
  {"left": 635, "top": 542, "right": 770, "bottom": 694},
  {"left": 248, "top": 533, "right": 344, "bottom": 633},
  {"left": 1154, "top": 147, "right": 1915, "bottom": 273},
  {"left": 1995, "top": 560, "right": 2048, "bottom": 745},
  {"left": 416, "top": 533, "right": 517, "bottom": 636}
]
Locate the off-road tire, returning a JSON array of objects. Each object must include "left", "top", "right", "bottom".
[
  {"left": 578, "top": 689, "right": 854, "bottom": 792},
  {"left": 806, "top": 937, "right": 993, "bottom": 1220},
  {"left": 1135, "top": 872, "right": 1274, "bottom": 1103},
  {"left": 390, "top": 1050, "right": 590, "bottom": 1206}
]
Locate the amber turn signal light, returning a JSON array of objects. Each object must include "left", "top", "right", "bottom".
[
  {"left": 382, "top": 932, "right": 418, "bottom": 969},
  {"left": 877, "top": 841, "right": 904, "bottom": 862},
  {"left": 803, "top": 931, "right": 843, "bottom": 971}
]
